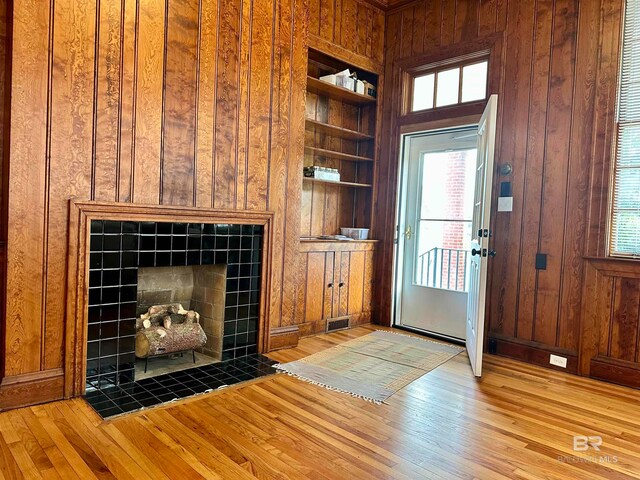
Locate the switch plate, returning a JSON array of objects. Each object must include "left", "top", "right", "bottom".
[
  {"left": 549, "top": 354, "right": 567, "bottom": 368},
  {"left": 498, "top": 196, "right": 513, "bottom": 212},
  {"left": 535, "top": 253, "right": 547, "bottom": 270}
]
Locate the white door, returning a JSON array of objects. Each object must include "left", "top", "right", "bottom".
[
  {"left": 397, "top": 128, "right": 479, "bottom": 339},
  {"left": 466, "top": 94, "right": 498, "bottom": 377}
]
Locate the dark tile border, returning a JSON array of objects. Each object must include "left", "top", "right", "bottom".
[{"left": 85, "top": 354, "right": 277, "bottom": 419}]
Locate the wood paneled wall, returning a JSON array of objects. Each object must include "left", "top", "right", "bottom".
[
  {"left": 379, "top": 0, "right": 633, "bottom": 376},
  {"left": 0, "top": 0, "right": 9, "bottom": 384},
  {"left": 1, "top": 0, "right": 308, "bottom": 407},
  {"left": 308, "top": 0, "right": 385, "bottom": 73}
]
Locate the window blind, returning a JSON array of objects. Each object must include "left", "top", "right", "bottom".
[{"left": 612, "top": 0, "right": 640, "bottom": 256}]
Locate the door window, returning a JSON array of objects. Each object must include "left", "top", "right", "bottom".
[{"left": 415, "top": 148, "right": 477, "bottom": 291}]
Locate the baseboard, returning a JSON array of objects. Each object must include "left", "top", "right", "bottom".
[
  {"left": 489, "top": 336, "right": 578, "bottom": 374},
  {"left": 269, "top": 326, "right": 300, "bottom": 351},
  {"left": 0, "top": 368, "right": 64, "bottom": 411},
  {"left": 590, "top": 356, "right": 640, "bottom": 389}
]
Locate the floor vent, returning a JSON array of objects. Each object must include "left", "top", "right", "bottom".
[{"left": 326, "top": 316, "right": 350, "bottom": 332}]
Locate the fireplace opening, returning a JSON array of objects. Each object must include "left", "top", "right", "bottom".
[{"left": 135, "top": 264, "right": 227, "bottom": 379}]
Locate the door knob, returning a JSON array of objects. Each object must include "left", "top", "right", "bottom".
[
  {"left": 471, "top": 248, "right": 482, "bottom": 256},
  {"left": 404, "top": 225, "right": 413, "bottom": 240}
]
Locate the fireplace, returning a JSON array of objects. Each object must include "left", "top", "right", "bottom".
[{"left": 86, "top": 221, "right": 263, "bottom": 389}]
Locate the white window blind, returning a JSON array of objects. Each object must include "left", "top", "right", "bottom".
[{"left": 612, "top": 0, "right": 640, "bottom": 256}]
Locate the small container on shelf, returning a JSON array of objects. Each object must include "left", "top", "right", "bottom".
[
  {"left": 340, "top": 227, "right": 370, "bottom": 240},
  {"left": 304, "top": 166, "right": 341, "bottom": 182}
]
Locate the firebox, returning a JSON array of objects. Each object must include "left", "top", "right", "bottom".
[{"left": 86, "top": 221, "right": 263, "bottom": 389}]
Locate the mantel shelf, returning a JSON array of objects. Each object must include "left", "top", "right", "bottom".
[
  {"left": 304, "top": 146, "right": 374, "bottom": 163},
  {"left": 303, "top": 177, "right": 372, "bottom": 188},
  {"left": 306, "top": 77, "right": 377, "bottom": 105},
  {"left": 305, "top": 119, "right": 374, "bottom": 141}
]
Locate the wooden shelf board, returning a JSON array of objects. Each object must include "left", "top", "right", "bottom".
[
  {"left": 303, "top": 177, "right": 372, "bottom": 188},
  {"left": 306, "top": 77, "right": 376, "bottom": 105},
  {"left": 305, "top": 119, "right": 374, "bottom": 141},
  {"left": 300, "top": 237, "right": 378, "bottom": 243},
  {"left": 304, "top": 146, "right": 374, "bottom": 163}
]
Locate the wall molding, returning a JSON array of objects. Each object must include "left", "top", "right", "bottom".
[
  {"left": 269, "top": 326, "right": 300, "bottom": 351},
  {"left": 0, "top": 368, "right": 64, "bottom": 410}
]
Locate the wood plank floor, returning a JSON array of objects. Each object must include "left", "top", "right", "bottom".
[{"left": 1, "top": 325, "right": 640, "bottom": 479}]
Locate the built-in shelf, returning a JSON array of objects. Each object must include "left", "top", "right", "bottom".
[
  {"left": 306, "top": 77, "right": 377, "bottom": 105},
  {"left": 305, "top": 119, "right": 374, "bottom": 141},
  {"left": 300, "top": 237, "right": 379, "bottom": 243},
  {"left": 304, "top": 146, "right": 374, "bottom": 163},
  {"left": 303, "top": 177, "right": 372, "bottom": 188}
]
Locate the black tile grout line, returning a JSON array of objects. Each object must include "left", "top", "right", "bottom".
[{"left": 85, "top": 354, "right": 278, "bottom": 419}]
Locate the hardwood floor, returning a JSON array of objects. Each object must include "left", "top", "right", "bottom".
[{"left": 1, "top": 325, "right": 640, "bottom": 479}]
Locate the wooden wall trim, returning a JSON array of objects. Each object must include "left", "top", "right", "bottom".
[
  {"left": 490, "top": 336, "right": 579, "bottom": 374},
  {"left": 590, "top": 355, "right": 640, "bottom": 389},
  {"left": 309, "top": 35, "right": 384, "bottom": 74},
  {"left": 64, "top": 200, "right": 275, "bottom": 398},
  {"left": 0, "top": 368, "right": 64, "bottom": 411},
  {"left": 269, "top": 325, "right": 300, "bottom": 351}
]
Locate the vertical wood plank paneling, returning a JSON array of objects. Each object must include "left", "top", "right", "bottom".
[
  {"left": 161, "top": 0, "right": 199, "bottom": 206},
  {"left": 379, "top": 0, "right": 627, "bottom": 373},
  {"left": 235, "top": 0, "right": 252, "bottom": 210},
  {"left": 213, "top": 0, "right": 240, "bottom": 209},
  {"left": 117, "top": 0, "right": 137, "bottom": 203},
  {"left": 46, "top": 0, "right": 97, "bottom": 370},
  {"left": 515, "top": 0, "right": 553, "bottom": 342},
  {"left": 281, "top": 0, "right": 307, "bottom": 327},
  {"left": 268, "top": 0, "right": 286, "bottom": 329},
  {"left": 440, "top": 0, "right": 456, "bottom": 46},
  {"left": 246, "top": 0, "right": 274, "bottom": 212},
  {"left": 2, "top": 0, "right": 313, "bottom": 401},
  {"left": 133, "top": 1, "right": 165, "bottom": 205},
  {"left": 489, "top": 0, "right": 535, "bottom": 339},
  {"left": 5, "top": 0, "right": 51, "bottom": 375},
  {"left": 195, "top": 0, "right": 218, "bottom": 208},
  {"left": 93, "top": 1, "right": 122, "bottom": 202},
  {"left": 533, "top": 0, "right": 577, "bottom": 346},
  {"left": 557, "top": 0, "right": 602, "bottom": 352},
  {"left": 609, "top": 278, "right": 640, "bottom": 363},
  {"left": 478, "top": 0, "right": 497, "bottom": 37}
]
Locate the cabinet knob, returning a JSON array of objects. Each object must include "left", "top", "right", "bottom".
[
  {"left": 339, "top": 282, "right": 345, "bottom": 287},
  {"left": 327, "top": 283, "right": 334, "bottom": 288}
]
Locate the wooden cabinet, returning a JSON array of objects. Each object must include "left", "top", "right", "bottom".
[{"left": 298, "top": 241, "right": 375, "bottom": 336}]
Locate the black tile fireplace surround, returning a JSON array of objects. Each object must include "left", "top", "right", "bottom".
[{"left": 86, "top": 220, "right": 264, "bottom": 390}]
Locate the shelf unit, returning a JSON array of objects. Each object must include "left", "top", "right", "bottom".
[
  {"left": 306, "top": 77, "right": 376, "bottom": 105},
  {"left": 302, "top": 48, "right": 379, "bottom": 239},
  {"left": 302, "top": 177, "right": 372, "bottom": 188}
]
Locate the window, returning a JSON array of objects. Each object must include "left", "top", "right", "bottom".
[
  {"left": 411, "top": 59, "right": 488, "bottom": 113},
  {"left": 611, "top": 0, "right": 640, "bottom": 257}
]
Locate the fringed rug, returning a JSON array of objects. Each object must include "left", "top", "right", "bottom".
[{"left": 274, "top": 330, "right": 464, "bottom": 404}]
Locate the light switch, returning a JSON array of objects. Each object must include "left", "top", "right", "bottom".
[{"left": 497, "top": 196, "right": 513, "bottom": 212}]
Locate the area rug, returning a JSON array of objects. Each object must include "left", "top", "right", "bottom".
[{"left": 274, "top": 330, "right": 464, "bottom": 404}]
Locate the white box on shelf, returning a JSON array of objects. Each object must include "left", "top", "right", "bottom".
[
  {"left": 355, "top": 80, "right": 365, "bottom": 95},
  {"left": 319, "top": 74, "right": 337, "bottom": 85}
]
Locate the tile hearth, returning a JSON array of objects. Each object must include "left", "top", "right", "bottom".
[{"left": 85, "top": 354, "right": 277, "bottom": 418}]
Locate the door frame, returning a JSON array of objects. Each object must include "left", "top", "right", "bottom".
[{"left": 391, "top": 115, "right": 482, "bottom": 333}]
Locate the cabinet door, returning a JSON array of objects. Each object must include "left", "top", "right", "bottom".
[
  {"left": 362, "top": 250, "right": 374, "bottom": 313},
  {"left": 323, "top": 251, "right": 336, "bottom": 320},
  {"left": 337, "top": 251, "right": 350, "bottom": 317},
  {"left": 348, "top": 251, "right": 366, "bottom": 315},
  {"left": 304, "top": 252, "right": 329, "bottom": 324}
]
